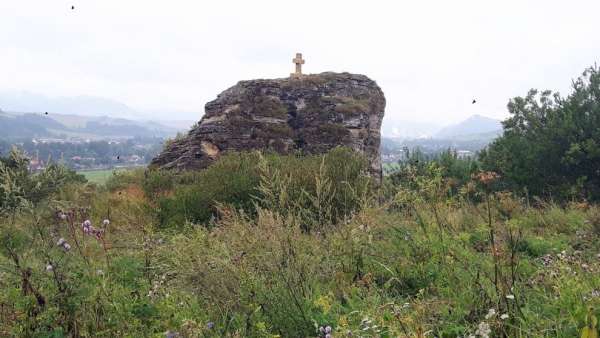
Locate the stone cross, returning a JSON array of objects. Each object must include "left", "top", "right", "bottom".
[{"left": 291, "top": 53, "right": 305, "bottom": 77}]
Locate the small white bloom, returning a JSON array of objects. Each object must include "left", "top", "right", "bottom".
[
  {"left": 83, "top": 220, "right": 91, "bottom": 227},
  {"left": 46, "top": 264, "right": 53, "bottom": 272},
  {"left": 103, "top": 219, "right": 110, "bottom": 226},
  {"left": 63, "top": 243, "right": 71, "bottom": 251},
  {"left": 325, "top": 326, "right": 332, "bottom": 333},
  {"left": 476, "top": 321, "right": 491, "bottom": 337},
  {"left": 506, "top": 294, "right": 515, "bottom": 300},
  {"left": 57, "top": 238, "right": 66, "bottom": 246},
  {"left": 500, "top": 313, "right": 509, "bottom": 320},
  {"left": 485, "top": 308, "right": 496, "bottom": 319}
]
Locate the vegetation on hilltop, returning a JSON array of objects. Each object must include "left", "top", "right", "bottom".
[
  {"left": 481, "top": 65, "right": 600, "bottom": 201},
  {"left": 1, "top": 64, "right": 600, "bottom": 337}
]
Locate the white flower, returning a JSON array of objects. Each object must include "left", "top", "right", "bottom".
[
  {"left": 103, "top": 219, "right": 110, "bottom": 226},
  {"left": 57, "top": 238, "right": 66, "bottom": 246},
  {"left": 325, "top": 326, "right": 332, "bottom": 333},
  {"left": 46, "top": 264, "right": 53, "bottom": 272},
  {"left": 500, "top": 313, "right": 509, "bottom": 320},
  {"left": 485, "top": 308, "right": 496, "bottom": 319},
  {"left": 476, "top": 321, "right": 491, "bottom": 338},
  {"left": 506, "top": 294, "right": 515, "bottom": 300},
  {"left": 63, "top": 243, "right": 71, "bottom": 251},
  {"left": 59, "top": 213, "right": 67, "bottom": 220},
  {"left": 83, "top": 220, "right": 91, "bottom": 227}
]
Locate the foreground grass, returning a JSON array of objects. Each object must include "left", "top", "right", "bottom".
[
  {"left": 2, "top": 181, "right": 600, "bottom": 336},
  {"left": 2, "top": 150, "right": 600, "bottom": 337}
]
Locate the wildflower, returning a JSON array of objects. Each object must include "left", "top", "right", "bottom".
[
  {"left": 500, "top": 313, "right": 509, "bottom": 320},
  {"left": 57, "top": 238, "right": 66, "bottom": 246},
  {"left": 93, "top": 228, "right": 105, "bottom": 239},
  {"left": 83, "top": 220, "right": 91, "bottom": 227},
  {"left": 97, "top": 269, "right": 104, "bottom": 275},
  {"left": 325, "top": 326, "right": 332, "bottom": 333},
  {"left": 325, "top": 334, "right": 332, "bottom": 338},
  {"left": 59, "top": 213, "right": 67, "bottom": 220},
  {"left": 103, "top": 219, "right": 110, "bottom": 226},
  {"left": 485, "top": 308, "right": 496, "bottom": 319},
  {"left": 165, "top": 331, "right": 179, "bottom": 338},
  {"left": 206, "top": 321, "right": 215, "bottom": 329},
  {"left": 46, "top": 264, "right": 53, "bottom": 272},
  {"left": 473, "top": 171, "right": 500, "bottom": 186},
  {"left": 506, "top": 294, "right": 515, "bottom": 300},
  {"left": 475, "top": 321, "right": 491, "bottom": 338},
  {"left": 63, "top": 243, "right": 71, "bottom": 251}
]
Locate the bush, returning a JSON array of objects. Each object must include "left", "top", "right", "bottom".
[{"left": 155, "top": 147, "right": 373, "bottom": 231}]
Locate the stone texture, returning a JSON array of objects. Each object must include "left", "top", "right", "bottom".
[{"left": 150, "top": 72, "right": 386, "bottom": 178}]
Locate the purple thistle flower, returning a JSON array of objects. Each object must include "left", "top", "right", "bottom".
[
  {"left": 63, "top": 243, "right": 71, "bottom": 251},
  {"left": 206, "top": 322, "right": 215, "bottom": 330},
  {"left": 164, "top": 331, "right": 179, "bottom": 338},
  {"left": 325, "top": 326, "right": 332, "bottom": 334},
  {"left": 83, "top": 220, "right": 91, "bottom": 227},
  {"left": 325, "top": 334, "right": 332, "bottom": 338}
]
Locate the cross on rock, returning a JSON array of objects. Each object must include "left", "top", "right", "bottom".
[{"left": 291, "top": 53, "right": 305, "bottom": 78}]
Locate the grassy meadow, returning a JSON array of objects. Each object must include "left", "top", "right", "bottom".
[
  {"left": 1, "top": 66, "right": 600, "bottom": 337},
  {"left": 79, "top": 169, "right": 115, "bottom": 185},
  {"left": 1, "top": 147, "right": 600, "bottom": 337}
]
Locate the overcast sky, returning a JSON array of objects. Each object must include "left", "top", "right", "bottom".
[{"left": 1, "top": 0, "right": 600, "bottom": 124}]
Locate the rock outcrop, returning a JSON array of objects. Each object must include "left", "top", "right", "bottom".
[{"left": 151, "top": 72, "right": 386, "bottom": 178}]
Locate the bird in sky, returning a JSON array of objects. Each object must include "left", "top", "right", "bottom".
[
  {"left": 71, "top": 5, "right": 75, "bottom": 10},
  {"left": 472, "top": 99, "right": 477, "bottom": 104}
]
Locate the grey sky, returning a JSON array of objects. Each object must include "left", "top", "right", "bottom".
[{"left": 1, "top": 0, "right": 599, "bottom": 125}]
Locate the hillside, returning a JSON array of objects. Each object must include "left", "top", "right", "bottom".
[
  {"left": 435, "top": 114, "right": 502, "bottom": 139},
  {"left": 0, "top": 111, "right": 190, "bottom": 140},
  {"left": 0, "top": 91, "right": 138, "bottom": 118}
]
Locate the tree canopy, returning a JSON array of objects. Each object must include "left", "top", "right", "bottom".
[{"left": 481, "top": 65, "right": 600, "bottom": 201}]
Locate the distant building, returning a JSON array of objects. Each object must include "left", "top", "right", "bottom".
[{"left": 456, "top": 150, "right": 474, "bottom": 159}]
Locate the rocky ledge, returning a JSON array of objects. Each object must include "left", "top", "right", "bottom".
[{"left": 150, "top": 72, "right": 386, "bottom": 179}]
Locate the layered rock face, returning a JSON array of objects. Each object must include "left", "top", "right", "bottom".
[{"left": 151, "top": 72, "right": 386, "bottom": 178}]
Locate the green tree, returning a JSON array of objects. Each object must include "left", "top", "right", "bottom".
[{"left": 481, "top": 65, "right": 600, "bottom": 201}]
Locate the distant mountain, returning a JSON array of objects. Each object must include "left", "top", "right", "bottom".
[
  {"left": 0, "top": 90, "right": 140, "bottom": 118},
  {"left": 0, "top": 113, "right": 58, "bottom": 139},
  {"left": 0, "top": 111, "right": 190, "bottom": 140},
  {"left": 435, "top": 114, "right": 502, "bottom": 139}
]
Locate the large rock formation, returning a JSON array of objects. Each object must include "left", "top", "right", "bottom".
[{"left": 151, "top": 72, "right": 386, "bottom": 178}]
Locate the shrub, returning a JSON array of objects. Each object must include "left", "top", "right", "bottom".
[{"left": 155, "top": 147, "right": 373, "bottom": 231}]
